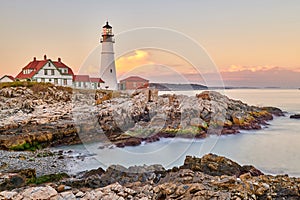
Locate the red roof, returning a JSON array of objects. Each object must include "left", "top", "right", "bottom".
[
  {"left": 15, "top": 57, "right": 74, "bottom": 79},
  {"left": 0, "top": 75, "right": 15, "bottom": 81},
  {"left": 73, "top": 75, "right": 90, "bottom": 82},
  {"left": 7, "top": 76, "right": 15, "bottom": 81},
  {"left": 90, "top": 77, "right": 105, "bottom": 83},
  {"left": 53, "top": 61, "right": 74, "bottom": 76},
  {"left": 120, "top": 76, "right": 149, "bottom": 82},
  {"left": 16, "top": 60, "right": 48, "bottom": 79}
]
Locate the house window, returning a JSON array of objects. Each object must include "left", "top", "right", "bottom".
[
  {"left": 44, "top": 69, "right": 48, "bottom": 75},
  {"left": 48, "top": 62, "right": 51, "bottom": 67},
  {"left": 98, "top": 82, "right": 101, "bottom": 87},
  {"left": 51, "top": 69, "right": 55, "bottom": 75},
  {"left": 23, "top": 69, "right": 30, "bottom": 74},
  {"left": 49, "top": 79, "right": 52, "bottom": 82},
  {"left": 110, "top": 69, "right": 113, "bottom": 73},
  {"left": 63, "top": 79, "right": 67, "bottom": 85},
  {"left": 78, "top": 82, "right": 81, "bottom": 87},
  {"left": 60, "top": 68, "right": 68, "bottom": 74},
  {"left": 41, "top": 78, "right": 45, "bottom": 82},
  {"left": 54, "top": 79, "right": 58, "bottom": 84},
  {"left": 83, "top": 82, "right": 86, "bottom": 88}
]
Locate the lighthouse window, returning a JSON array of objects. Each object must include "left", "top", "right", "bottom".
[{"left": 110, "top": 69, "right": 112, "bottom": 73}]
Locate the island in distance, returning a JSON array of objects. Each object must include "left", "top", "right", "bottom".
[
  {"left": 150, "top": 83, "right": 208, "bottom": 91},
  {"left": 149, "top": 83, "right": 272, "bottom": 91}
]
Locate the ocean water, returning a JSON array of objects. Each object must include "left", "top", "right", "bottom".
[{"left": 55, "top": 89, "right": 300, "bottom": 176}]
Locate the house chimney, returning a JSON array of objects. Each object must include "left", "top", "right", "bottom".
[
  {"left": 33, "top": 57, "right": 36, "bottom": 61},
  {"left": 58, "top": 58, "right": 61, "bottom": 63},
  {"left": 44, "top": 55, "right": 47, "bottom": 60}
]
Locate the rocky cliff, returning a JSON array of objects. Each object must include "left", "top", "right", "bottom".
[{"left": 0, "top": 83, "right": 283, "bottom": 150}]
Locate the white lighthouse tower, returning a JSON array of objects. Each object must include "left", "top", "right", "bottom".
[{"left": 100, "top": 21, "right": 118, "bottom": 90}]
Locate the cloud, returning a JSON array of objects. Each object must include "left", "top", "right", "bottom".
[
  {"left": 116, "top": 50, "right": 154, "bottom": 76},
  {"left": 222, "top": 65, "right": 300, "bottom": 73},
  {"left": 134, "top": 65, "right": 300, "bottom": 88},
  {"left": 224, "top": 65, "right": 278, "bottom": 72},
  {"left": 219, "top": 67, "right": 300, "bottom": 88},
  {"left": 115, "top": 51, "right": 300, "bottom": 88}
]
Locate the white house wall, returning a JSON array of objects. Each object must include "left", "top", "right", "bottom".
[
  {"left": 0, "top": 77, "right": 14, "bottom": 83},
  {"left": 32, "top": 61, "right": 73, "bottom": 86},
  {"left": 73, "top": 81, "right": 103, "bottom": 90}
]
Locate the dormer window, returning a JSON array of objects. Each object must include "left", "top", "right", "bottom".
[
  {"left": 23, "top": 69, "right": 33, "bottom": 74},
  {"left": 60, "top": 68, "right": 68, "bottom": 74}
]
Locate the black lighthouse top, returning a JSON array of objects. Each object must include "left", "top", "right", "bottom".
[
  {"left": 103, "top": 21, "right": 112, "bottom": 29},
  {"left": 101, "top": 21, "right": 114, "bottom": 43},
  {"left": 102, "top": 21, "right": 113, "bottom": 36}
]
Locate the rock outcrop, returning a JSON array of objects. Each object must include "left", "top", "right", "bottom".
[
  {"left": 0, "top": 84, "right": 284, "bottom": 150},
  {"left": 0, "top": 154, "right": 299, "bottom": 199},
  {"left": 97, "top": 90, "right": 283, "bottom": 147},
  {"left": 0, "top": 85, "right": 79, "bottom": 150},
  {"left": 180, "top": 154, "right": 263, "bottom": 177},
  {"left": 290, "top": 114, "right": 300, "bottom": 119}
]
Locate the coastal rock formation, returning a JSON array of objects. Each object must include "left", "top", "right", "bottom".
[
  {"left": 97, "top": 90, "right": 283, "bottom": 147},
  {"left": 0, "top": 154, "right": 299, "bottom": 199},
  {"left": 0, "top": 84, "right": 284, "bottom": 150},
  {"left": 180, "top": 154, "right": 263, "bottom": 177}
]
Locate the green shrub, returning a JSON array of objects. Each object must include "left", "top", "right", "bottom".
[
  {"left": 26, "top": 173, "right": 69, "bottom": 185},
  {"left": 10, "top": 141, "right": 43, "bottom": 151}
]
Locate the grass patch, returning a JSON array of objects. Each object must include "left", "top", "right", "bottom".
[
  {"left": 0, "top": 81, "right": 73, "bottom": 94},
  {"left": 165, "top": 126, "right": 201, "bottom": 135},
  {"left": 26, "top": 173, "right": 69, "bottom": 185},
  {"left": 126, "top": 128, "right": 156, "bottom": 138},
  {"left": 10, "top": 141, "right": 43, "bottom": 151}
]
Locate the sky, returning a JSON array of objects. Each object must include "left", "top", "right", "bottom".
[{"left": 0, "top": 0, "right": 299, "bottom": 87}]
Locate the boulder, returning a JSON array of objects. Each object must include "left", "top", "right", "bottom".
[
  {"left": 290, "top": 114, "right": 300, "bottom": 119},
  {"left": 181, "top": 154, "right": 263, "bottom": 177},
  {"left": 262, "top": 106, "right": 284, "bottom": 116},
  {"left": 20, "top": 186, "right": 58, "bottom": 200}
]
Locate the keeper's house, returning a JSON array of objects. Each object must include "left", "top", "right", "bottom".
[
  {"left": 15, "top": 55, "right": 74, "bottom": 87},
  {"left": 4, "top": 55, "right": 105, "bottom": 89}
]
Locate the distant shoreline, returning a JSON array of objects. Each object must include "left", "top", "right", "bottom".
[{"left": 149, "top": 83, "right": 298, "bottom": 91}]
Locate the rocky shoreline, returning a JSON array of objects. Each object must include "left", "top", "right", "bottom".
[
  {"left": 0, "top": 83, "right": 284, "bottom": 150},
  {"left": 0, "top": 83, "right": 298, "bottom": 199},
  {"left": 1, "top": 153, "right": 299, "bottom": 199}
]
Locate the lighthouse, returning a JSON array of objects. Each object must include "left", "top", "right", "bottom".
[{"left": 100, "top": 21, "right": 118, "bottom": 90}]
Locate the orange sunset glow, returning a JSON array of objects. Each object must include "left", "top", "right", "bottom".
[{"left": 0, "top": 1, "right": 299, "bottom": 88}]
